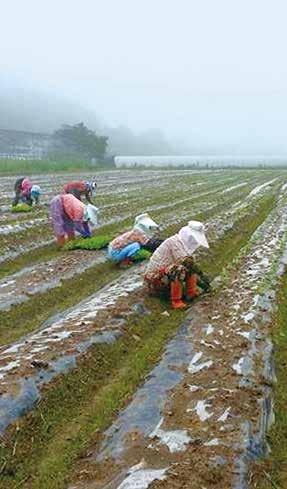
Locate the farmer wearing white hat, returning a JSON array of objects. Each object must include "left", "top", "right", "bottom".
[
  {"left": 108, "top": 213, "right": 160, "bottom": 265},
  {"left": 144, "top": 220, "right": 210, "bottom": 309}
]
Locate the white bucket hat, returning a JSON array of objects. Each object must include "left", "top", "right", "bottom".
[
  {"left": 133, "top": 213, "right": 159, "bottom": 237},
  {"left": 85, "top": 204, "right": 99, "bottom": 226},
  {"left": 178, "top": 220, "right": 209, "bottom": 254},
  {"left": 188, "top": 220, "right": 209, "bottom": 248}
]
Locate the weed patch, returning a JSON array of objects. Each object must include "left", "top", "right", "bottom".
[{"left": 251, "top": 270, "right": 287, "bottom": 489}]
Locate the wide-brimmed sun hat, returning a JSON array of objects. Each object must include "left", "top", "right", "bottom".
[
  {"left": 178, "top": 220, "right": 209, "bottom": 253},
  {"left": 187, "top": 220, "right": 209, "bottom": 248},
  {"left": 133, "top": 213, "right": 159, "bottom": 237}
]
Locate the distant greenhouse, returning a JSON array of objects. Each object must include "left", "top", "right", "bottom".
[{"left": 115, "top": 155, "right": 287, "bottom": 168}]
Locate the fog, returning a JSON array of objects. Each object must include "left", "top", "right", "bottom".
[{"left": 1, "top": 0, "right": 287, "bottom": 155}]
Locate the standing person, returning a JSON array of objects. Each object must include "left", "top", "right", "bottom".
[
  {"left": 108, "top": 213, "right": 160, "bottom": 265},
  {"left": 50, "top": 193, "right": 97, "bottom": 247},
  {"left": 63, "top": 179, "right": 97, "bottom": 204},
  {"left": 144, "top": 221, "right": 210, "bottom": 309}
]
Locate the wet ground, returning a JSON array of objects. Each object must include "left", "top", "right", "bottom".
[
  {"left": 0, "top": 176, "right": 283, "bottom": 434},
  {"left": 0, "top": 250, "right": 106, "bottom": 311},
  {"left": 68, "top": 187, "right": 287, "bottom": 489},
  {"left": 1, "top": 169, "right": 287, "bottom": 489}
]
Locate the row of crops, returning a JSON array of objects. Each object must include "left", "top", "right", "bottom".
[{"left": 0, "top": 168, "right": 286, "bottom": 488}]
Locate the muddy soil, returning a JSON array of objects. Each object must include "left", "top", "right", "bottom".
[
  {"left": 0, "top": 181, "right": 280, "bottom": 435},
  {"left": 0, "top": 172, "right": 276, "bottom": 313},
  {"left": 68, "top": 191, "right": 287, "bottom": 489},
  {"left": 0, "top": 265, "right": 149, "bottom": 431},
  {"left": 0, "top": 249, "right": 106, "bottom": 310}
]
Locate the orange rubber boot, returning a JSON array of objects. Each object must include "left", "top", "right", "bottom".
[
  {"left": 56, "top": 235, "right": 66, "bottom": 247},
  {"left": 170, "top": 279, "right": 187, "bottom": 309},
  {"left": 186, "top": 274, "right": 200, "bottom": 299},
  {"left": 120, "top": 258, "right": 133, "bottom": 267},
  {"left": 67, "top": 231, "right": 76, "bottom": 241}
]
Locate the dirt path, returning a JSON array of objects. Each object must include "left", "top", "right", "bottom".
[{"left": 67, "top": 192, "right": 287, "bottom": 489}]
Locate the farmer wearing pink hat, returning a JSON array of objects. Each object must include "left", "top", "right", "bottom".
[{"left": 144, "top": 220, "right": 210, "bottom": 309}]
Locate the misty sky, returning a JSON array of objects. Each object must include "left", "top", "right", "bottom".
[{"left": 1, "top": 0, "right": 287, "bottom": 154}]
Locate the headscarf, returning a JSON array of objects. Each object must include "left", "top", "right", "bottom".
[{"left": 31, "top": 185, "right": 41, "bottom": 198}]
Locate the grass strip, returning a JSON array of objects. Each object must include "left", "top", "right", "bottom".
[
  {"left": 0, "top": 190, "right": 269, "bottom": 346},
  {"left": 0, "top": 174, "right": 256, "bottom": 276},
  {"left": 251, "top": 270, "right": 287, "bottom": 489},
  {"left": 0, "top": 194, "right": 276, "bottom": 489},
  {"left": 0, "top": 167, "right": 272, "bottom": 280}
]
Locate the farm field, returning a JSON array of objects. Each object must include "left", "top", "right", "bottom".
[{"left": 0, "top": 168, "right": 287, "bottom": 489}]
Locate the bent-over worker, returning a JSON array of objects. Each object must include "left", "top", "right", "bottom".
[
  {"left": 63, "top": 179, "right": 97, "bottom": 204},
  {"left": 50, "top": 193, "right": 98, "bottom": 246}
]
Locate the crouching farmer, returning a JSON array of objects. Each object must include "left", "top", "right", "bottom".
[
  {"left": 13, "top": 177, "right": 41, "bottom": 206},
  {"left": 50, "top": 193, "right": 97, "bottom": 247},
  {"left": 108, "top": 213, "right": 159, "bottom": 265},
  {"left": 144, "top": 220, "right": 210, "bottom": 309}
]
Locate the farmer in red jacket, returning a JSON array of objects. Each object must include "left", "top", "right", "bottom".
[{"left": 63, "top": 179, "right": 97, "bottom": 204}]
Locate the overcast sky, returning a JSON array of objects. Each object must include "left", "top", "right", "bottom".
[{"left": 1, "top": 0, "right": 287, "bottom": 153}]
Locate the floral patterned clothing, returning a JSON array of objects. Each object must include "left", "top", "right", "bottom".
[
  {"left": 110, "top": 229, "right": 149, "bottom": 251},
  {"left": 144, "top": 257, "right": 196, "bottom": 296},
  {"left": 144, "top": 235, "right": 189, "bottom": 281}
]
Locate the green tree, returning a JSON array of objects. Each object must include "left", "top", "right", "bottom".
[{"left": 54, "top": 122, "right": 108, "bottom": 159}]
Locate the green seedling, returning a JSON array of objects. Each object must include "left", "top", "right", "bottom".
[
  {"left": 132, "top": 249, "right": 152, "bottom": 261},
  {"left": 64, "top": 235, "right": 113, "bottom": 251},
  {"left": 11, "top": 203, "right": 33, "bottom": 213}
]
